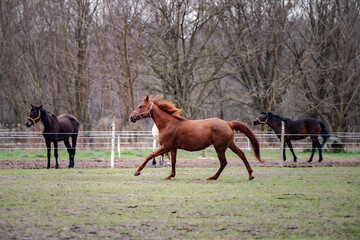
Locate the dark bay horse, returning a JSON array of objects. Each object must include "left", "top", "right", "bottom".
[
  {"left": 26, "top": 105, "right": 79, "bottom": 169},
  {"left": 130, "top": 95, "right": 263, "bottom": 180},
  {"left": 254, "top": 112, "right": 330, "bottom": 162}
]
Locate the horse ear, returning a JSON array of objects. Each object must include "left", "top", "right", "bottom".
[
  {"left": 31, "top": 104, "right": 34, "bottom": 108},
  {"left": 39, "top": 105, "right": 43, "bottom": 109},
  {"left": 145, "top": 95, "right": 149, "bottom": 102}
]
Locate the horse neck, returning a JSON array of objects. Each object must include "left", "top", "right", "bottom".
[
  {"left": 267, "top": 117, "right": 284, "bottom": 134},
  {"left": 40, "top": 110, "right": 52, "bottom": 131},
  {"left": 151, "top": 104, "right": 177, "bottom": 130}
]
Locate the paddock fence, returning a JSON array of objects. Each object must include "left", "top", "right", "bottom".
[{"left": 0, "top": 130, "right": 359, "bottom": 152}]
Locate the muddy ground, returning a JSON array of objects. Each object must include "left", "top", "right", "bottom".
[{"left": 1, "top": 156, "right": 359, "bottom": 169}]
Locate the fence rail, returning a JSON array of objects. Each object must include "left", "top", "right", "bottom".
[{"left": 0, "top": 130, "right": 359, "bottom": 152}]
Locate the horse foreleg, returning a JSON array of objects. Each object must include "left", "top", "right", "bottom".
[
  {"left": 308, "top": 138, "right": 317, "bottom": 163},
  {"left": 53, "top": 141, "right": 59, "bottom": 169},
  {"left": 229, "top": 143, "right": 253, "bottom": 180},
  {"left": 165, "top": 149, "right": 177, "bottom": 179},
  {"left": 286, "top": 140, "right": 297, "bottom": 162},
  {"left": 45, "top": 140, "right": 51, "bottom": 169},
  {"left": 134, "top": 146, "right": 169, "bottom": 176},
  {"left": 208, "top": 149, "right": 227, "bottom": 180}
]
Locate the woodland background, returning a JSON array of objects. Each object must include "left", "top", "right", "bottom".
[{"left": 0, "top": 0, "right": 359, "bottom": 132}]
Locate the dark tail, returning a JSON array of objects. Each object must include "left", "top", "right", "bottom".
[
  {"left": 228, "top": 121, "right": 263, "bottom": 163},
  {"left": 319, "top": 121, "right": 330, "bottom": 148}
]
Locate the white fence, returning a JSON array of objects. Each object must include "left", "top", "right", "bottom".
[{"left": 0, "top": 130, "right": 359, "bottom": 152}]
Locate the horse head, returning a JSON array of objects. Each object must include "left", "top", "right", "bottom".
[
  {"left": 253, "top": 112, "right": 273, "bottom": 125},
  {"left": 26, "top": 104, "right": 42, "bottom": 127},
  {"left": 130, "top": 95, "right": 153, "bottom": 123}
]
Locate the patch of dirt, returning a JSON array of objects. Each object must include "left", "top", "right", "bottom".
[{"left": 0, "top": 156, "right": 359, "bottom": 169}]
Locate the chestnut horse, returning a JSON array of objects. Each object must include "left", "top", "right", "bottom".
[
  {"left": 254, "top": 112, "right": 330, "bottom": 163},
  {"left": 130, "top": 95, "right": 263, "bottom": 180},
  {"left": 26, "top": 105, "right": 79, "bottom": 169}
]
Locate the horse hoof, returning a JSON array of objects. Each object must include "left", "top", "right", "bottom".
[
  {"left": 308, "top": 160, "right": 312, "bottom": 163},
  {"left": 134, "top": 172, "right": 141, "bottom": 176},
  {"left": 249, "top": 176, "right": 254, "bottom": 181}
]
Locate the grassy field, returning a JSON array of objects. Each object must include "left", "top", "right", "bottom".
[
  {"left": 0, "top": 167, "right": 359, "bottom": 239},
  {"left": 1, "top": 149, "right": 359, "bottom": 160}
]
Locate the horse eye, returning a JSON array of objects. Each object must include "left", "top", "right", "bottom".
[{"left": 139, "top": 105, "right": 143, "bottom": 109}]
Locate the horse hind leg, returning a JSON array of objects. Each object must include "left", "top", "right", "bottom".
[
  {"left": 70, "top": 134, "right": 78, "bottom": 168},
  {"left": 286, "top": 140, "right": 297, "bottom": 162},
  {"left": 229, "top": 142, "right": 254, "bottom": 180},
  {"left": 64, "top": 139, "right": 73, "bottom": 168},
  {"left": 314, "top": 137, "right": 323, "bottom": 162}
]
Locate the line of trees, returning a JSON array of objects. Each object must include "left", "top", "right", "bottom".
[{"left": 1, "top": 0, "right": 359, "bottom": 132}]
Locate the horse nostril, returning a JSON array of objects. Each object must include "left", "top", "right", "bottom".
[{"left": 130, "top": 116, "right": 137, "bottom": 123}]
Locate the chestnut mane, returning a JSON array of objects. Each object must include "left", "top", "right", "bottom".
[{"left": 148, "top": 95, "right": 186, "bottom": 121}]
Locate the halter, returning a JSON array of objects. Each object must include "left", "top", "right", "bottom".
[
  {"left": 133, "top": 101, "right": 154, "bottom": 119},
  {"left": 256, "top": 116, "right": 268, "bottom": 124},
  {"left": 28, "top": 109, "right": 41, "bottom": 124}
]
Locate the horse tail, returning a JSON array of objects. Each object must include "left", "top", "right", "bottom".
[
  {"left": 319, "top": 121, "right": 330, "bottom": 148},
  {"left": 228, "top": 121, "right": 263, "bottom": 163}
]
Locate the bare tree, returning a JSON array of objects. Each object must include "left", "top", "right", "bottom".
[
  {"left": 139, "top": 0, "right": 229, "bottom": 119},
  {"left": 299, "top": 0, "right": 360, "bottom": 131}
]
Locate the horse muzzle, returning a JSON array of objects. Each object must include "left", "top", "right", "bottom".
[
  {"left": 130, "top": 116, "right": 137, "bottom": 123},
  {"left": 25, "top": 121, "right": 33, "bottom": 128},
  {"left": 253, "top": 119, "right": 260, "bottom": 125}
]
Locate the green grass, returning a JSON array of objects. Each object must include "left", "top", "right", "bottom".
[
  {"left": 0, "top": 149, "right": 359, "bottom": 160},
  {"left": 0, "top": 167, "right": 359, "bottom": 239}
]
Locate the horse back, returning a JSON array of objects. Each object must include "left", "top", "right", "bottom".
[
  {"left": 58, "top": 114, "right": 79, "bottom": 138},
  {"left": 285, "top": 118, "right": 321, "bottom": 140}
]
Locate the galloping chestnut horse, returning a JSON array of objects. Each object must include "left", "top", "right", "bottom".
[
  {"left": 130, "top": 95, "right": 263, "bottom": 180},
  {"left": 254, "top": 112, "right": 330, "bottom": 163},
  {"left": 26, "top": 105, "right": 79, "bottom": 169}
]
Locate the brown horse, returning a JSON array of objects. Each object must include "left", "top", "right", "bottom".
[
  {"left": 130, "top": 95, "right": 263, "bottom": 180},
  {"left": 26, "top": 105, "right": 79, "bottom": 169},
  {"left": 254, "top": 112, "right": 330, "bottom": 163}
]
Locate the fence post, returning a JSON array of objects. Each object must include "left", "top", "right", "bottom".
[
  {"left": 118, "top": 135, "right": 121, "bottom": 159},
  {"left": 280, "top": 121, "right": 285, "bottom": 167},
  {"left": 111, "top": 121, "right": 115, "bottom": 168}
]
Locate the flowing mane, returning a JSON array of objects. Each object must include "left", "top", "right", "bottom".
[
  {"left": 149, "top": 95, "right": 186, "bottom": 121},
  {"left": 263, "top": 112, "right": 289, "bottom": 122}
]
